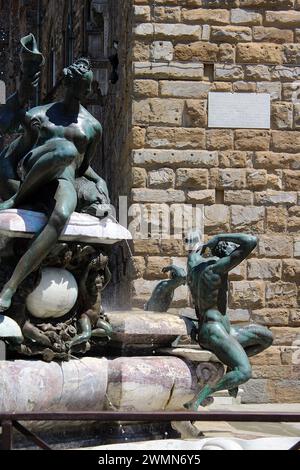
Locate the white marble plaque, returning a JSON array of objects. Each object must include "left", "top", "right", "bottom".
[{"left": 208, "top": 92, "right": 270, "bottom": 129}]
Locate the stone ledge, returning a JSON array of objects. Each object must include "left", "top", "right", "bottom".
[{"left": 0, "top": 209, "right": 132, "bottom": 245}]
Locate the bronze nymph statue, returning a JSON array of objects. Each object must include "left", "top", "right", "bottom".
[{"left": 0, "top": 35, "right": 109, "bottom": 314}]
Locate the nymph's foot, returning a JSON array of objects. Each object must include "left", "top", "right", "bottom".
[
  {"left": 0, "top": 287, "right": 15, "bottom": 312},
  {"left": 0, "top": 298, "right": 11, "bottom": 312},
  {"left": 0, "top": 196, "right": 16, "bottom": 211}
]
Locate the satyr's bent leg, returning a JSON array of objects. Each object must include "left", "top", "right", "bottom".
[
  {"left": 0, "top": 179, "right": 77, "bottom": 311},
  {"left": 231, "top": 324, "right": 273, "bottom": 357},
  {"left": 0, "top": 141, "right": 77, "bottom": 210},
  {"left": 185, "top": 322, "right": 252, "bottom": 410}
]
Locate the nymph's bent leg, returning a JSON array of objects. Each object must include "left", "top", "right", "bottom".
[
  {"left": 0, "top": 179, "right": 77, "bottom": 311},
  {"left": 0, "top": 140, "right": 77, "bottom": 210},
  {"left": 184, "top": 321, "right": 252, "bottom": 410}
]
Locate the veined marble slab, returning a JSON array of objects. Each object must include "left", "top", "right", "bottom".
[{"left": 0, "top": 209, "right": 132, "bottom": 244}]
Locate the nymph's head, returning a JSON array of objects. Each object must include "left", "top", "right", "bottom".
[
  {"left": 211, "top": 241, "right": 237, "bottom": 259},
  {"left": 63, "top": 58, "right": 93, "bottom": 101}
]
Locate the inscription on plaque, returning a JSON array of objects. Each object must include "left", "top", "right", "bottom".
[{"left": 208, "top": 92, "right": 270, "bottom": 129}]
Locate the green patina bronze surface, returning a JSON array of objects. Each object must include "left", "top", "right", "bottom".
[
  {"left": 0, "top": 34, "right": 110, "bottom": 314},
  {"left": 185, "top": 233, "right": 273, "bottom": 410},
  {"left": 144, "top": 265, "right": 186, "bottom": 313}
]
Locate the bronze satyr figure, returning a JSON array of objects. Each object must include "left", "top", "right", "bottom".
[{"left": 185, "top": 233, "right": 273, "bottom": 410}]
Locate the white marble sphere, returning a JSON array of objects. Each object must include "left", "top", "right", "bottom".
[{"left": 26, "top": 267, "right": 78, "bottom": 319}]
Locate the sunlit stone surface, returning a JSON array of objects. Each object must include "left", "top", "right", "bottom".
[{"left": 0, "top": 209, "right": 132, "bottom": 244}]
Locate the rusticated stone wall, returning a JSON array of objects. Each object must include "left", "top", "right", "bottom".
[{"left": 128, "top": 0, "right": 300, "bottom": 403}]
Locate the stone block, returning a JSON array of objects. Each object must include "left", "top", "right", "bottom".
[
  {"left": 184, "top": 99, "right": 207, "bottom": 127},
  {"left": 240, "top": 0, "right": 294, "bottom": 6},
  {"left": 236, "top": 43, "right": 283, "bottom": 65},
  {"left": 254, "top": 151, "right": 295, "bottom": 169},
  {"left": 159, "top": 81, "right": 211, "bottom": 99},
  {"left": 246, "top": 169, "right": 267, "bottom": 189},
  {"left": 259, "top": 235, "right": 293, "bottom": 258},
  {"left": 231, "top": 9, "right": 262, "bottom": 26},
  {"left": 252, "top": 308, "right": 289, "bottom": 326},
  {"left": 254, "top": 191, "right": 297, "bottom": 206},
  {"left": 217, "top": 169, "right": 246, "bottom": 189},
  {"left": 214, "top": 64, "right": 244, "bottom": 81},
  {"left": 294, "top": 238, "right": 300, "bottom": 257},
  {"left": 245, "top": 65, "right": 271, "bottom": 81},
  {"left": 232, "top": 82, "right": 256, "bottom": 93},
  {"left": 283, "top": 44, "right": 300, "bottom": 65},
  {"left": 154, "top": 6, "right": 181, "bottom": 23},
  {"left": 176, "top": 169, "right": 208, "bottom": 189},
  {"left": 134, "top": 62, "right": 204, "bottom": 80},
  {"left": 132, "top": 189, "right": 185, "bottom": 203},
  {"left": 150, "top": 41, "right": 174, "bottom": 62},
  {"left": 133, "top": 41, "right": 150, "bottom": 61},
  {"left": 134, "top": 5, "right": 151, "bottom": 22},
  {"left": 132, "top": 167, "right": 147, "bottom": 187},
  {"left": 218, "top": 43, "right": 235, "bottom": 63},
  {"left": 271, "top": 327, "right": 300, "bottom": 346},
  {"left": 131, "top": 127, "right": 146, "bottom": 148},
  {"left": 206, "top": 130, "right": 234, "bottom": 151},
  {"left": 271, "top": 102, "right": 293, "bottom": 129},
  {"left": 182, "top": 8, "right": 230, "bottom": 25},
  {"left": 133, "top": 150, "right": 218, "bottom": 168},
  {"left": 133, "top": 239, "right": 161, "bottom": 256},
  {"left": 288, "top": 206, "right": 300, "bottom": 232},
  {"left": 257, "top": 82, "right": 281, "bottom": 100},
  {"left": 248, "top": 259, "right": 281, "bottom": 281},
  {"left": 241, "top": 379, "right": 269, "bottom": 404},
  {"left": 134, "top": 80, "right": 159, "bottom": 98},
  {"left": 133, "top": 99, "right": 184, "bottom": 126},
  {"left": 231, "top": 206, "right": 265, "bottom": 232},
  {"left": 219, "top": 151, "right": 250, "bottom": 168},
  {"left": 235, "top": 130, "right": 270, "bottom": 151},
  {"left": 211, "top": 26, "right": 252, "bottom": 43},
  {"left": 229, "top": 281, "right": 265, "bottom": 309},
  {"left": 186, "top": 190, "right": 216, "bottom": 204},
  {"left": 283, "top": 170, "right": 300, "bottom": 191},
  {"left": 266, "top": 207, "right": 287, "bottom": 232},
  {"left": 145, "top": 257, "right": 172, "bottom": 280},
  {"left": 282, "top": 259, "right": 300, "bottom": 282},
  {"left": 155, "top": 23, "right": 202, "bottom": 40},
  {"left": 174, "top": 42, "right": 218, "bottom": 62},
  {"left": 204, "top": 205, "right": 230, "bottom": 233},
  {"left": 148, "top": 168, "right": 175, "bottom": 189},
  {"left": 224, "top": 191, "right": 253, "bottom": 205},
  {"left": 253, "top": 27, "right": 293, "bottom": 44},
  {"left": 266, "top": 282, "right": 297, "bottom": 308},
  {"left": 145, "top": 127, "right": 206, "bottom": 149},
  {"left": 282, "top": 82, "right": 300, "bottom": 101},
  {"left": 250, "top": 347, "right": 282, "bottom": 365},
  {"left": 272, "top": 131, "right": 300, "bottom": 153},
  {"left": 271, "top": 66, "right": 300, "bottom": 81},
  {"left": 265, "top": 10, "right": 300, "bottom": 27}
]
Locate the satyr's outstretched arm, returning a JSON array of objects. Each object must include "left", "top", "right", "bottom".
[{"left": 207, "top": 233, "right": 257, "bottom": 275}]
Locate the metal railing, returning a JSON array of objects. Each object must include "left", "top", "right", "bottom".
[{"left": 1, "top": 411, "right": 300, "bottom": 451}]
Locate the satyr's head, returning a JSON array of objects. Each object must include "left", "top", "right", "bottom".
[
  {"left": 63, "top": 58, "right": 93, "bottom": 101},
  {"left": 212, "top": 241, "right": 238, "bottom": 259}
]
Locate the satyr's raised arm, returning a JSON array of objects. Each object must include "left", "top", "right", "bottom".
[{"left": 207, "top": 233, "right": 257, "bottom": 275}]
